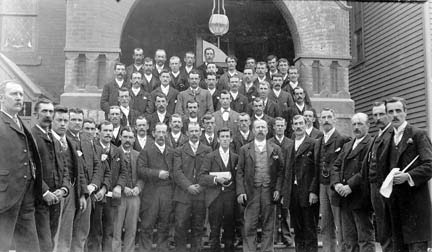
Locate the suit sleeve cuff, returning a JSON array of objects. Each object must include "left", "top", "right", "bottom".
[
  {"left": 61, "top": 187, "right": 69, "bottom": 197},
  {"left": 43, "top": 190, "right": 49, "bottom": 197},
  {"left": 407, "top": 173, "right": 415, "bottom": 187}
]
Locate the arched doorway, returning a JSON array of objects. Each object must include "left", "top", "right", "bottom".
[{"left": 120, "top": 0, "right": 295, "bottom": 68}]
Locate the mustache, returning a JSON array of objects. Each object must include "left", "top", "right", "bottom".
[{"left": 354, "top": 129, "right": 361, "bottom": 134}]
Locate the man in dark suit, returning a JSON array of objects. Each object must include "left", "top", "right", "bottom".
[
  {"left": 253, "top": 61, "right": 269, "bottom": 86},
  {"left": 100, "top": 62, "right": 129, "bottom": 115},
  {"left": 227, "top": 75, "right": 248, "bottom": 113},
  {"left": 151, "top": 70, "right": 179, "bottom": 115},
  {"left": 112, "top": 127, "right": 144, "bottom": 252},
  {"left": 167, "top": 114, "right": 188, "bottom": 149},
  {"left": 285, "top": 87, "right": 318, "bottom": 137},
  {"left": 126, "top": 48, "right": 144, "bottom": 81},
  {"left": 331, "top": 113, "right": 375, "bottom": 252},
  {"left": 52, "top": 106, "right": 88, "bottom": 252},
  {"left": 88, "top": 120, "right": 123, "bottom": 252},
  {"left": 268, "top": 117, "right": 294, "bottom": 247},
  {"left": 181, "top": 100, "right": 201, "bottom": 134},
  {"left": 206, "top": 73, "right": 221, "bottom": 111},
  {"left": 137, "top": 123, "right": 174, "bottom": 252},
  {"left": 197, "top": 47, "right": 224, "bottom": 77},
  {"left": 32, "top": 99, "right": 70, "bottom": 252},
  {"left": 108, "top": 106, "right": 123, "bottom": 147},
  {"left": 250, "top": 97, "right": 275, "bottom": 138},
  {"left": 268, "top": 73, "right": 295, "bottom": 115},
  {"left": 246, "top": 81, "right": 279, "bottom": 118},
  {"left": 199, "top": 128, "right": 239, "bottom": 252},
  {"left": 214, "top": 90, "right": 240, "bottom": 138},
  {"left": 218, "top": 55, "right": 244, "bottom": 91},
  {"left": 316, "top": 108, "right": 350, "bottom": 252},
  {"left": 266, "top": 55, "right": 278, "bottom": 79},
  {"left": 66, "top": 108, "right": 103, "bottom": 252},
  {"left": 181, "top": 51, "right": 196, "bottom": 77},
  {"left": 236, "top": 119, "right": 284, "bottom": 252},
  {"left": 200, "top": 113, "right": 219, "bottom": 151},
  {"left": 239, "top": 67, "right": 259, "bottom": 103},
  {"left": 232, "top": 113, "right": 254, "bottom": 154},
  {"left": 129, "top": 71, "right": 154, "bottom": 116},
  {"left": 282, "top": 66, "right": 311, "bottom": 106},
  {"left": 384, "top": 97, "right": 432, "bottom": 251},
  {"left": 175, "top": 70, "right": 214, "bottom": 119},
  {"left": 0, "top": 81, "right": 43, "bottom": 252},
  {"left": 282, "top": 115, "right": 319, "bottom": 252},
  {"left": 360, "top": 101, "right": 392, "bottom": 252},
  {"left": 142, "top": 57, "right": 161, "bottom": 92},
  {"left": 147, "top": 93, "right": 170, "bottom": 134},
  {"left": 153, "top": 49, "right": 169, "bottom": 79},
  {"left": 304, "top": 109, "right": 323, "bottom": 139},
  {"left": 133, "top": 116, "right": 154, "bottom": 152},
  {"left": 169, "top": 56, "right": 189, "bottom": 92},
  {"left": 278, "top": 58, "right": 290, "bottom": 91},
  {"left": 173, "top": 122, "right": 212, "bottom": 252},
  {"left": 118, "top": 88, "right": 140, "bottom": 127}
]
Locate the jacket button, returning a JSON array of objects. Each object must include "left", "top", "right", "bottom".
[
  {"left": 23, "top": 149, "right": 27, "bottom": 153},
  {"left": 24, "top": 162, "right": 28, "bottom": 166},
  {"left": 24, "top": 175, "right": 27, "bottom": 179}
]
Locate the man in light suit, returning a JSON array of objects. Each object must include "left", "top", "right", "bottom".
[
  {"left": 0, "top": 80, "right": 43, "bottom": 252},
  {"left": 214, "top": 90, "right": 240, "bottom": 138},
  {"left": 199, "top": 128, "right": 239, "bottom": 252},
  {"left": 384, "top": 97, "right": 432, "bottom": 251},
  {"left": 236, "top": 119, "right": 284, "bottom": 252},
  {"left": 175, "top": 69, "right": 214, "bottom": 119},
  {"left": 113, "top": 127, "right": 144, "bottom": 252},
  {"left": 173, "top": 122, "right": 212, "bottom": 252},
  {"left": 331, "top": 113, "right": 375, "bottom": 252}
]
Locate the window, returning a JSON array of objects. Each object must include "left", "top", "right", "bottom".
[
  {"left": 351, "top": 2, "right": 364, "bottom": 64},
  {"left": 0, "top": 0, "right": 37, "bottom": 52}
]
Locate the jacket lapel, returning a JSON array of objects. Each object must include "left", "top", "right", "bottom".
[
  {"left": 1, "top": 113, "right": 24, "bottom": 135},
  {"left": 248, "top": 142, "right": 255, "bottom": 162},
  {"left": 266, "top": 143, "right": 275, "bottom": 167},
  {"left": 396, "top": 125, "right": 412, "bottom": 157},
  {"left": 131, "top": 151, "right": 138, "bottom": 183},
  {"left": 295, "top": 138, "right": 310, "bottom": 158},
  {"left": 346, "top": 135, "right": 369, "bottom": 159},
  {"left": 215, "top": 150, "right": 225, "bottom": 171}
]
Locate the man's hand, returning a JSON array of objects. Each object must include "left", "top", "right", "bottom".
[
  {"left": 187, "top": 184, "right": 201, "bottom": 195},
  {"left": 53, "top": 189, "right": 66, "bottom": 199},
  {"left": 340, "top": 185, "right": 352, "bottom": 197},
  {"left": 215, "top": 177, "right": 228, "bottom": 185},
  {"left": 273, "top": 191, "right": 280, "bottom": 202},
  {"left": 112, "top": 185, "right": 122, "bottom": 198},
  {"left": 94, "top": 186, "right": 107, "bottom": 201},
  {"left": 237, "top": 194, "right": 247, "bottom": 205},
  {"left": 43, "top": 191, "right": 59, "bottom": 205},
  {"left": 124, "top": 187, "right": 133, "bottom": 197},
  {"left": 309, "top": 192, "right": 318, "bottom": 205},
  {"left": 132, "top": 186, "right": 140, "bottom": 196},
  {"left": 334, "top": 183, "right": 344, "bottom": 196},
  {"left": 393, "top": 171, "right": 409, "bottom": 185},
  {"left": 87, "top": 184, "right": 96, "bottom": 195},
  {"left": 159, "top": 170, "right": 170, "bottom": 180},
  {"left": 79, "top": 195, "right": 87, "bottom": 212}
]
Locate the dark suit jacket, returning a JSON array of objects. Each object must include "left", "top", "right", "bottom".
[
  {"left": 166, "top": 132, "right": 188, "bottom": 149},
  {"left": 133, "top": 136, "right": 154, "bottom": 152},
  {"left": 120, "top": 108, "right": 140, "bottom": 127},
  {"left": 200, "top": 134, "right": 219, "bottom": 151},
  {"left": 268, "top": 89, "right": 295, "bottom": 115},
  {"left": 268, "top": 136, "right": 294, "bottom": 161},
  {"left": 126, "top": 64, "right": 144, "bottom": 81},
  {"left": 246, "top": 99, "right": 280, "bottom": 119},
  {"left": 236, "top": 141, "right": 284, "bottom": 201},
  {"left": 147, "top": 112, "right": 171, "bottom": 135},
  {"left": 31, "top": 126, "right": 70, "bottom": 195},
  {"left": 129, "top": 89, "right": 154, "bottom": 116},
  {"left": 64, "top": 136, "right": 88, "bottom": 205},
  {"left": 308, "top": 127, "right": 324, "bottom": 140},
  {"left": 143, "top": 74, "right": 161, "bottom": 92},
  {"left": 282, "top": 82, "right": 312, "bottom": 106},
  {"left": 119, "top": 149, "right": 144, "bottom": 191},
  {"left": 175, "top": 87, "right": 214, "bottom": 119},
  {"left": 67, "top": 131, "right": 103, "bottom": 190},
  {"left": 315, "top": 130, "right": 350, "bottom": 185},
  {"left": 284, "top": 105, "right": 318, "bottom": 137},
  {"left": 210, "top": 89, "right": 221, "bottom": 111},
  {"left": 386, "top": 124, "right": 432, "bottom": 243},
  {"left": 218, "top": 71, "right": 244, "bottom": 91},
  {"left": 282, "top": 136, "right": 319, "bottom": 208},
  {"left": 151, "top": 86, "right": 179, "bottom": 115},
  {"left": 230, "top": 93, "right": 248, "bottom": 113},
  {"left": 170, "top": 71, "right": 189, "bottom": 92},
  {"left": 111, "top": 125, "right": 124, "bottom": 147},
  {"left": 152, "top": 65, "right": 169, "bottom": 79},
  {"left": 137, "top": 142, "right": 174, "bottom": 187},
  {"left": 213, "top": 109, "right": 240, "bottom": 138},
  {"left": 173, "top": 143, "right": 212, "bottom": 203},
  {"left": 232, "top": 130, "right": 254, "bottom": 154},
  {"left": 0, "top": 113, "right": 43, "bottom": 212},
  {"left": 239, "top": 82, "right": 259, "bottom": 103},
  {"left": 100, "top": 80, "right": 131, "bottom": 115},
  {"left": 199, "top": 150, "right": 239, "bottom": 207},
  {"left": 331, "top": 134, "right": 372, "bottom": 209}
]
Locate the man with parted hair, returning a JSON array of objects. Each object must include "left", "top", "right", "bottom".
[
  {"left": 118, "top": 87, "right": 140, "bottom": 127},
  {"left": 304, "top": 109, "right": 322, "bottom": 139},
  {"left": 137, "top": 122, "right": 175, "bottom": 252},
  {"left": 382, "top": 97, "right": 432, "bottom": 251},
  {"left": 250, "top": 97, "right": 275, "bottom": 139},
  {"left": 108, "top": 105, "right": 123, "bottom": 147},
  {"left": 253, "top": 61, "right": 269, "bottom": 87},
  {"left": 266, "top": 55, "right": 278, "bottom": 79},
  {"left": 268, "top": 73, "right": 295, "bottom": 115},
  {"left": 200, "top": 113, "right": 219, "bottom": 151},
  {"left": 232, "top": 112, "right": 254, "bottom": 154},
  {"left": 316, "top": 108, "right": 350, "bottom": 252},
  {"left": 236, "top": 119, "right": 284, "bottom": 252},
  {"left": 331, "top": 112, "right": 375, "bottom": 252},
  {"left": 133, "top": 115, "right": 154, "bottom": 152},
  {"left": 173, "top": 122, "right": 212, "bottom": 252},
  {"left": 129, "top": 71, "right": 154, "bottom": 115},
  {"left": 214, "top": 90, "right": 240, "bottom": 137},
  {"left": 218, "top": 55, "right": 244, "bottom": 91},
  {"left": 142, "top": 57, "right": 161, "bottom": 91},
  {"left": 283, "top": 66, "right": 311, "bottom": 106},
  {"left": 100, "top": 62, "right": 129, "bottom": 116},
  {"left": 126, "top": 47, "right": 145, "bottom": 81},
  {"left": 199, "top": 128, "right": 239, "bottom": 252},
  {"left": 32, "top": 98, "right": 70, "bottom": 252},
  {"left": 181, "top": 100, "right": 201, "bottom": 134},
  {"left": 153, "top": 49, "right": 169, "bottom": 78},
  {"left": 169, "top": 55, "right": 189, "bottom": 92},
  {"left": 239, "top": 66, "right": 259, "bottom": 103},
  {"left": 151, "top": 70, "right": 179, "bottom": 115},
  {"left": 147, "top": 93, "right": 171, "bottom": 136},
  {"left": 227, "top": 75, "right": 249, "bottom": 113},
  {"left": 278, "top": 58, "right": 290, "bottom": 90},
  {"left": 0, "top": 80, "right": 43, "bottom": 252},
  {"left": 176, "top": 69, "right": 214, "bottom": 118},
  {"left": 167, "top": 113, "right": 188, "bottom": 149}
]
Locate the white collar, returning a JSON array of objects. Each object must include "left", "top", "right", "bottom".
[
  {"left": 35, "top": 124, "right": 49, "bottom": 135},
  {"left": 189, "top": 117, "right": 198, "bottom": 123},
  {"left": 378, "top": 123, "right": 392, "bottom": 137},
  {"left": 171, "top": 71, "right": 180, "bottom": 78},
  {"left": 51, "top": 130, "right": 63, "bottom": 142},
  {"left": 189, "top": 140, "right": 199, "bottom": 149},
  {"left": 185, "top": 65, "right": 193, "bottom": 72},
  {"left": 294, "top": 135, "right": 306, "bottom": 151},
  {"left": 134, "top": 64, "right": 143, "bottom": 70},
  {"left": 289, "top": 81, "right": 298, "bottom": 89},
  {"left": 240, "top": 130, "right": 250, "bottom": 139},
  {"left": 221, "top": 107, "right": 230, "bottom": 113},
  {"left": 190, "top": 87, "right": 199, "bottom": 92},
  {"left": 275, "top": 135, "right": 284, "bottom": 143},
  {"left": 99, "top": 140, "right": 110, "bottom": 150},
  {"left": 273, "top": 89, "right": 281, "bottom": 96},
  {"left": 115, "top": 79, "right": 124, "bottom": 87},
  {"left": 254, "top": 139, "right": 266, "bottom": 151},
  {"left": 393, "top": 121, "right": 408, "bottom": 135},
  {"left": 323, "top": 127, "right": 335, "bottom": 139},
  {"left": 254, "top": 114, "right": 264, "bottom": 120},
  {"left": 305, "top": 126, "right": 313, "bottom": 135},
  {"left": 230, "top": 91, "right": 238, "bottom": 99},
  {"left": 155, "top": 142, "right": 165, "bottom": 152},
  {"left": 296, "top": 103, "right": 305, "bottom": 111},
  {"left": 171, "top": 131, "right": 181, "bottom": 139}
]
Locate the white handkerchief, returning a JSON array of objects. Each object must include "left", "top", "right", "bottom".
[
  {"left": 210, "top": 172, "right": 232, "bottom": 180},
  {"left": 380, "top": 168, "right": 399, "bottom": 198}
]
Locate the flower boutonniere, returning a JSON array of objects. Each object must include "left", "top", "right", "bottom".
[
  {"left": 271, "top": 151, "right": 279, "bottom": 160},
  {"left": 101, "top": 154, "right": 108, "bottom": 162},
  {"left": 335, "top": 147, "right": 341, "bottom": 153},
  {"left": 306, "top": 151, "right": 313, "bottom": 157},
  {"left": 115, "top": 157, "right": 121, "bottom": 162},
  {"left": 407, "top": 138, "right": 414, "bottom": 144}
]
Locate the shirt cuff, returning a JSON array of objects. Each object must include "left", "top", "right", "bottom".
[
  {"left": 213, "top": 176, "right": 218, "bottom": 185},
  {"left": 61, "top": 187, "right": 69, "bottom": 197},
  {"left": 407, "top": 173, "right": 415, "bottom": 187}
]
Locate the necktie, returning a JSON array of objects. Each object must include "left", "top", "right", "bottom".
[
  {"left": 104, "top": 147, "right": 110, "bottom": 154},
  {"left": 208, "top": 137, "right": 213, "bottom": 143},
  {"left": 394, "top": 130, "right": 403, "bottom": 145},
  {"left": 60, "top": 137, "right": 68, "bottom": 151},
  {"left": 14, "top": 116, "right": 21, "bottom": 129}
]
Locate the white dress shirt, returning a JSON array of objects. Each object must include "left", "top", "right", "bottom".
[
  {"left": 254, "top": 139, "right": 266, "bottom": 152},
  {"left": 219, "top": 147, "right": 230, "bottom": 167},
  {"left": 295, "top": 135, "right": 306, "bottom": 151},
  {"left": 323, "top": 127, "right": 336, "bottom": 144}
]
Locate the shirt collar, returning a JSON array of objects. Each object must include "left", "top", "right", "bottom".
[
  {"left": 51, "top": 130, "right": 62, "bottom": 142},
  {"left": 394, "top": 121, "right": 408, "bottom": 135},
  {"left": 354, "top": 135, "right": 367, "bottom": 145},
  {"left": 189, "top": 140, "right": 199, "bottom": 149},
  {"left": 275, "top": 135, "right": 284, "bottom": 143},
  {"left": 121, "top": 146, "right": 130, "bottom": 154},
  {"left": 115, "top": 79, "right": 124, "bottom": 87},
  {"left": 305, "top": 126, "right": 313, "bottom": 135},
  {"left": 99, "top": 140, "right": 110, "bottom": 150},
  {"left": 255, "top": 114, "right": 264, "bottom": 120},
  {"left": 171, "top": 131, "right": 181, "bottom": 139},
  {"left": 219, "top": 146, "right": 229, "bottom": 155},
  {"left": 323, "top": 127, "right": 335, "bottom": 139},
  {"left": 35, "top": 124, "right": 49, "bottom": 135},
  {"left": 254, "top": 139, "right": 266, "bottom": 147},
  {"left": 378, "top": 123, "right": 392, "bottom": 136},
  {"left": 295, "top": 134, "right": 306, "bottom": 144}
]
